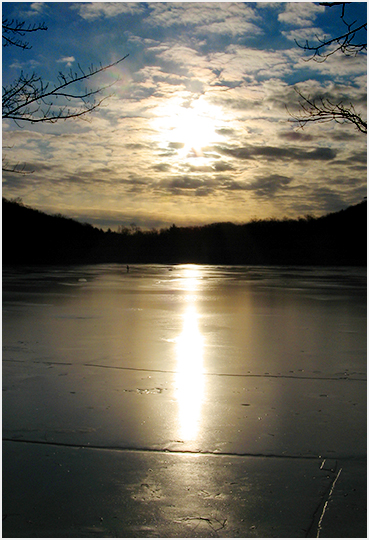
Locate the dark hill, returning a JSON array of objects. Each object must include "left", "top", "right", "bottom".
[{"left": 2, "top": 197, "right": 366, "bottom": 266}]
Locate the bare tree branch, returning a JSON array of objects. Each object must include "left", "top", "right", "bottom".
[
  {"left": 289, "top": 87, "right": 367, "bottom": 134},
  {"left": 2, "top": 18, "right": 47, "bottom": 49},
  {"left": 295, "top": 2, "right": 367, "bottom": 62},
  {"left": 2, "top": 162, "right": 30, "bottom": 175},
  {"left": 2, "top": 147, "right": 32, "bottom": 174},
  {"left": 2, "top": 55, "right": 129, "bottom": 124},
  {"left": 289, "top": 3, "right": 367, "bottom": 134},
  {"left": 2, "top": 17, "right": 129, "bottom": 175}
]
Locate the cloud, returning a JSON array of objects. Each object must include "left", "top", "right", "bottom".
[
  {"left": 278, "top": 130, "right": 315, "bottom": 143},
  {"left": 57, "top": 56, "right": 75, "bottom": 67},
  {"left": 168, "top": 142, "right": 185, "bottom": 150},
  {"left": 282, "top": 26, "right": 330, "bottom": 43},
  {"left": 186, "top": 164, "right": 214, "bottom": 173},
  {"left": 213, "top": 161, "right": 235, "bottom": 172},
  {"left": 278, "top": 3, "right": 325, "bottom": 27},
  {"left": 158, "top": 175, "right": 216, "bottom": 197},
  {"left": 9, "top": 58, "right": 41, "bottom": 70},
  {"left": 220, "top": 179, "right": 246, "bottom": 192},
  {"left": 210, "top": 46, "right": 295, "bottom": 82},
  {"left": 292, "top": 79, "right": 367, "bottom": 118},
  {"left": 249, "top": 174, "right": 292, "bottom": 197},
  {"left": 307, "top": 187, "right": 349, "bottom": 213},
  {"left": 146, "top": 3, "right": 262, "bottom": 37},
  {"left": 9, "top": 61, "right": 25, "bottom": 70},
  {"left": 220, "top": 173, "right": 292, "bottom": 197},
  {"left": 336, "top": 149, "right": 368, "bottom": 167},
  {"left": 152, "top": 163, "right": 171, "bottom": 173},
  {"left": 296, "top": 50, "right": 367, "bottom": 77},
  {"left": 28, "top": 2, "right": 47, "bottom": 15},
  {"left": 168, "top": 176, "right": 207, "bottom": 189},
  {"left": 73, "top": 2, "right": 145, "bottom": 21},
  {"left": 217, "top": 144, "right": 337, "bottom": 162},
  {"left": 215, "top": 127, "right": 238, "bottom": 137}
]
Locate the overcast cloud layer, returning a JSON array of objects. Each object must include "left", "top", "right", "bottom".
[{"left": 2, "top": 2, "right": 367, "bottom": 229}]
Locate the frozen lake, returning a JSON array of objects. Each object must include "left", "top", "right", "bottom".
[
  {"left": 3, "top": 264, "right": 366, "bottom": 458},
  {"left": 3, "top": 264, "right": 367, "bottom": 537}
]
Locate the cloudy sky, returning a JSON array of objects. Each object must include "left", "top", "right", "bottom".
[{"left": 2, "top": 2, "right": 367, "bottom": 230}]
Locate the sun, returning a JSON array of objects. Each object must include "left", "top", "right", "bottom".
[
  {"left": 153, "top": 97, "right": 223, "bottom": 159},
  {"left": 170, "top": 106, "right": 217, "bottom": 157}
]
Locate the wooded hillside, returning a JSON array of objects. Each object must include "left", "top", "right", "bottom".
[{"left": 3, "top": 198, "right": 366, "bottom": 266}]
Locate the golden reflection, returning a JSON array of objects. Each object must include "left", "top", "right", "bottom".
[
  {"left": 181, "top": 264, "right": 200, "bottom": 294},
  {"left": 175, "top": 266, "right": 205, "bottom": 441}
]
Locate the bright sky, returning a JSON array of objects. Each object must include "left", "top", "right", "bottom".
[{"left": 2, "top": 2, "right": 367, "bottom": 230}]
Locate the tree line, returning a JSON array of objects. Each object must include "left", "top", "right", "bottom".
[{"left": 3, "top": 197, "right": 366, "bottom": 266}]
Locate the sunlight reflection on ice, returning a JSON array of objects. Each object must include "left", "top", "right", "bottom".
[
  {"left": 175, "top": 266, "right": 205, "bottom": 441},
  {"left": 180, "top": 265, "right": 200, "bottom": 294}
]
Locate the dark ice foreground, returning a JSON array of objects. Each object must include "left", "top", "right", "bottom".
[{"left": 3, "top": 265, "right": 366, "bottom": 537}]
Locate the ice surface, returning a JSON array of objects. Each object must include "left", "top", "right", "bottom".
[
  {"left": 2, "top": 264, "right": 367, "bottom": 537},
  {"left": 3, "top": 264, "right": 366, "bottom": 457}
]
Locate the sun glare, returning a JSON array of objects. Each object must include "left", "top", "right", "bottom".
[
  {"left": 153, "top": 98, "right": 223, "bottom": 159},
  {"left": 172, "top": 107, "right": 216, "bottom": 157}
]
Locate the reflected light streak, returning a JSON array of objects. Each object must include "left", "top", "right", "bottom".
[
  {"left": 175, "top": 266, "right": 205, "bottom": 441},
  {"left": 181, "top": 265, "right": 200, "bottom": 294}
]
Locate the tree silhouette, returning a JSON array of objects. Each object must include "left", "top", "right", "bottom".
[
  {"left": 291, "top": 87, "right": 367, "bottom": 134},
  {"left": 2, "top": 18, "right": 48, "bottom": 49},
  {"left": 295, "top": 2, "right": 366, "bottom": 61},
  {"left": 290, "top": 3, "right": 367, "bottom": 134},
  {"left": 3, "top": 56, "right": 128, "bottom": 125},
  {"left": 2, "top": 17, "right": 128, "bottom": 170}
]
